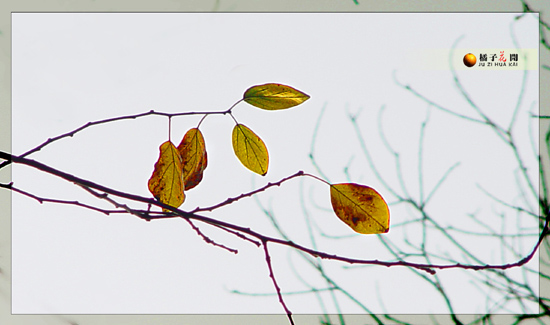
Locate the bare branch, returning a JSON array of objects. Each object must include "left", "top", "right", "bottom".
[
  {"left": 0, "top": 104, "right": 244, "bottom": 170},
  {"left": 262, "top": 240, "right": 294, "bottom": 325},
  {"left": 5, "top": 183, "right": 117, "bottom": 215},
  {"left": 4, "top": 150, "right": 547, "bottom": 276},
  {"left": 190, "top": 171, "right": 305, "bottom": 213},
  {"left": 183, "top": 218, "right": 238, "bottom": 254}
]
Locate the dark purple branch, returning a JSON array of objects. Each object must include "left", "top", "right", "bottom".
[
  {"left": 184, "top": 218, "right": 238, "bottom": 254},
  {"left": 0, "top": 108, "right": 239, "bottom": 170},
  {"left": 190, "top": 171, "right": 304, "bottom": 213},
  {"left": 262, "top": 240, "right": 294, "bottom": 325},
  {"left": 7, "top": 183, "right": 118, "bottom": 215},
  {"left": 2, "top": 150, "right": 547, "bottom": 277}
]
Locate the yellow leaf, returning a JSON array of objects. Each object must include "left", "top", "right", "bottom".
[
  {"left": 148, "top": 141, "right": 185, "bottom": 212},
  {"left": 243, "top": 83, "right": 310, "bottom": 110},
  {"left": 177, "top": 128, "right": 207, "bottom": 190},
  {"left": 330, "top": 183, "right": 390, "bottom": 234},
  {"left": 232, "top": 124, "right": 269, "bottom": 176}
]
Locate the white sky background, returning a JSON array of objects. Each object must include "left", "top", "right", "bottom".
[{"left": 11, "top": 13, "right": 540, "bottom": 314}]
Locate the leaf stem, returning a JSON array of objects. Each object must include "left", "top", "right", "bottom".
[
  {"left": 303, "top": 172, "right": 331, "bottom": 186},
  {"left": 229, "top": 112, "right": 239, "bottom": 125},
  {"left": 195, "top": 98, "right": 243, "bottom": 130},
  {"left": 168, "top": 116, "right": 172, "bottom": 141},
  {"left": 225, "top": 98, "right": 244, "bottom": 114},
  {"left": 196, "top": 114, "right": 207, "bottom": 129}
]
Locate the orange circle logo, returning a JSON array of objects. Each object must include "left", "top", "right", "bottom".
[{"left": 463, "top": 53, "right": 476, "bottom": 68}]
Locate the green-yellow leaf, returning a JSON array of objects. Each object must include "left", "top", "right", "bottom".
[
  {"left": 148, "top": 141, "right": 185, "bottom": 212},
  {"left": 330, "top": 183, "right": 390, "bottom": 234},
  {"left": 232, "top": 124, "right": 269, "bottom": 176},
  {"left": 243, "top": 83, "right": 310, "bottom": 110},
  {"left": 177, "top": 128, "right": 207, "bottom": 190}
]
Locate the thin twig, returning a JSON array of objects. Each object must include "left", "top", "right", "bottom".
[
  {"left": 0, "top": 104, "right": 243, "bottom": 170},
  {"left": 393, "top": 70, "right": 488, "bottom": 126},
  {"left": 262, "top": 240, "right": 294, "bottom": 325},
  {"left": 190, "top": 171, "right": 305, "bottom": 213},
  {"left": 183, "top": 218, "right": 238, "bottom": 254},
  {"left": 8, "top": 184, "right": 116, "bottom": 215},
  {"left": 309, "top": 102, "right": 331, "bottom": 182}
]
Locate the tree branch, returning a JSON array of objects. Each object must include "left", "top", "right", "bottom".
[
  {"left": 3, "top": 150, "right": 547, "bottom": 276},
  {"left": 262, "top": 240, "right": 294, "bottom": 325}
]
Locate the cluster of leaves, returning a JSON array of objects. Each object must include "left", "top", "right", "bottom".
[
  {"left": 147, "top": 128, "right": 207, "bottom": 212},
  {"left": 147, "top": 83, "right": 390, "bottom": 234}
]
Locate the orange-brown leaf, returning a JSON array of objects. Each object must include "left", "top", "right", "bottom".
[
  {"left": 148, "top": 141, "right": 185, "bottom": 212},
  {"left": 177, "top": 128, "right": 207, "bottom": 190},
  {"left": 330, "top": 183, "right": 389, "bottom": 234}
]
